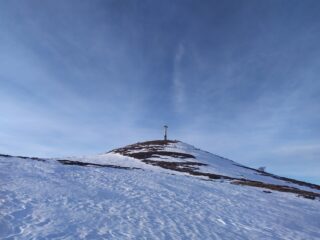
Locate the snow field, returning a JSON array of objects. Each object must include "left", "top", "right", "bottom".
[{"left": 1, "top": 156, "right": 320, "bottom": 240}]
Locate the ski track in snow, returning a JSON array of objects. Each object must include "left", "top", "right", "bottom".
[{"left": 1, "top": 156, "right": 320, "bottom": 240}]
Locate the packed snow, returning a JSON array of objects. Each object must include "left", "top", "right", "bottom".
[{"left": 1, "top": 141, "right": 320, "bottom": 239}]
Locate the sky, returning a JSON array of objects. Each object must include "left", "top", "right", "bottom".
[{"left": 0, "top": 0, "right": 319, "bottom": 184}]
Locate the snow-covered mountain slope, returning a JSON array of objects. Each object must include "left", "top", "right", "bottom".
[
  {"left": 1, "top": 140, "right": 320, "bottom": 239},
  {"left": 65, "top": 140, "right": 320, "bottom": 198}
]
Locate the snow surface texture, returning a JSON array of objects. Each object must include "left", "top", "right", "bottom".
[{"left": 1, "top": 140, "right": 320, "bottom": 239}]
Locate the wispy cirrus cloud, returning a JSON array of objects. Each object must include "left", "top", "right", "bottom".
[
  {"left": 172, "top": 43, "right": 186, "bottom": 113},
  {"left": 0, "top": 0, "right": 320, "bottom": 184}
]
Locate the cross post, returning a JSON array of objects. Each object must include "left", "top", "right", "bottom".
[{"left": 164, "top": 125, "right": 168, "bottom": 141}]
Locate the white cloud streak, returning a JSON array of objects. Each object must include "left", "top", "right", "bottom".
[{"left": 173, "top": 43, "right": 185, "bottom": 113}]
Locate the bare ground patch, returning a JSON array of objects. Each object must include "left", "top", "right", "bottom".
[
  {"left": 0, "top": 154, "right": 46, "bottom": 162},
  {"left": 233, "top": 180, "right": 320, "bottom": 200},
  {"left": 57, "top": 160, "right": 140, "bottom": 170},
  {"left": 234, "top": 164, "right": 320, "bottom": 191}
]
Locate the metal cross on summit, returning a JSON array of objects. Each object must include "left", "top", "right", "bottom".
[{"left": 164, "top": 125, "right": 168, "bottom": 141}]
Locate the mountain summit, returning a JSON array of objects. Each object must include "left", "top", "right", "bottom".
[
  {"left": 1, "top": 140, "right": 320, "bottom": 239},
  {"left": 114, "top": 140, "right": 320, "bottom": 198}
]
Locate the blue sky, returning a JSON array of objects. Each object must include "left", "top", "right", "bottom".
[{"left": 0, "top": 0, "right": 319, "bottom": 184}]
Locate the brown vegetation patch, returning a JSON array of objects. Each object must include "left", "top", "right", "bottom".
[
  {"left": 112, "top": 140, "right": 195, "bottom": 160},
  {"left": 234, "top": 164, "right": 320, "bottom": 191},
  {"left": 134, "top": 140, "right": 179, "bottom": 146},
  {"left": 111, "top": 140, "right": 179, "bottom": 155},
  {"left": 57, "top": 160, "right": 140, "bottom": 170},
  {"left": 142, "top": 160, "right": 205, "bottom": 172},
  {"left": 141, "top": 159, "right": 234, "bottom": 180},
  {"left": 125, "top": 151, "right": 195, "bottom": 160},
  {"left": 0, "top": 154, "right": 46, "bottom": 162},
  {"left": 233, "top": 180, "right": 320, "bottom": 200}
]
